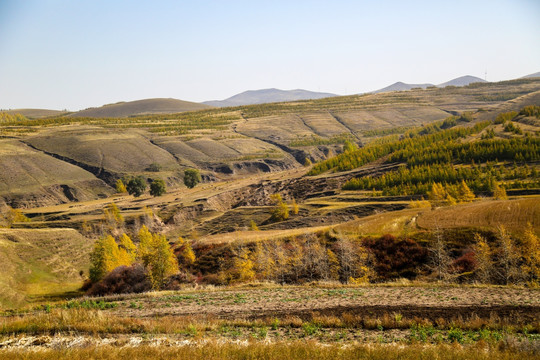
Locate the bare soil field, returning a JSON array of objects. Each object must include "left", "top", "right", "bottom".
[{"left": 99, "top": 285, "right": 540, "bottom": 322}]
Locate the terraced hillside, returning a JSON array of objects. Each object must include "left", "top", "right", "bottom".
[{"left": 1, "top": 78, "right": 539, "bottom": 208}]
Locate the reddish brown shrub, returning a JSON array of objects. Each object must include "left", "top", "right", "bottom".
[
  {"left": 86, "top": 264, "right": 151, "bottom": 296},
  {"left": 363, "top": 234, "right": 428, "bottom": 280},
  {"left": 451, "top": 250, "right": 477, "bottom": 274}
]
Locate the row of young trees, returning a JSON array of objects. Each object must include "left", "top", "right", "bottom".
[
  {"left": 342, "top": 162, "right": 532, "bottom": 197},
  {"left": 388, "top": 136, "right": 539, "bottom": 166},
  {"left": 0, "top": 112, "right": 27, "bottom": 123},
  {"left": 206, "top": 234, "right": 372, "bottom": 285},
  {"left": 308, "top": 120, "right": 491, "bottom": 175},
  {"left": 114, "top": 168, "right": 201, "bottom": 198}
]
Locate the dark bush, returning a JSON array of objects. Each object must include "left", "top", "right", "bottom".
[
  {"left": 126, "top": 176, "right": 147, "bottom": 197},
  {"left": 163, "top": 272, "right": 197, "bottom": 290},
  {"left": 86, "top": 264, "right": 152, "bottom": 296},
  {"left": 363, "top": 234, "right": 428, "bottom": 280}
]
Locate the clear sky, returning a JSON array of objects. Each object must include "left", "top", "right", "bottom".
[{"left": 0, "top": 0, "right": 539, "bottom": 110}]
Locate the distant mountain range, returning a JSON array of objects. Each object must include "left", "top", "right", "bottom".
[
  {"left": 372, "top": 75, "right": 487, "bottom": 94},
  {"left": 203, "top": 88, "right": 337, "bottom": 107},
  {"left": 5, "top": 73, "right": 537, "bottom": 116},
  {"left": 69, "top": 98, "right": 212, "bottom": 118}
]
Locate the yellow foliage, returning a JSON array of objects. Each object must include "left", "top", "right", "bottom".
[
  {"left": 473, "top": 233, "right": 492, "bottom": 283},
  {"left": 291, "top": 199, "right": 299, "bottom": 215},
  {"left": 103, "top": 203, "right": 123, "bottom": 231},
  {"left": 145, "top": 233, "right": 178, "bottom": 290},
  {"left": 521, "top": 224, "right": 540, "bottom": 285},
  {"left": 270, "top": 194, "right": 289, "bottom": 222},
  {"left": 115, "top": 179, "right": 127, "bottom": 193},
  {"left": 118, "top": 233, "right": 137, "bottom": 264},
  {"left": 250, "top": 220, "right": 260, "bottom": 231},
  {"left": 445, "top": 194, "right": 457, "bottom": 206},
  {"left": 137, "top": 225, "right": 153, "bottom": 260},
  {"left": 457, "top": 180, "right": 475, "bottom": 203},
  {"left": 233, "top": 247, "right": 255, "bottom": 282},
  {"left": 428, "top": 182, "right": 446, "bottom": 206},
  {"left": 493, "top": 182, "right": 508, "bottom": 200},
  {"left": 327, "top": 249, "right": 340, "bottom": 280},
  {"left": 177, "top": 237, "right": 196, "bottom": 267},
  {"left": 409, "top": 199, "right": 431, "bottom": 208},
  {"left": 1, "top": 207, "right": 31, "bottom": 227}
]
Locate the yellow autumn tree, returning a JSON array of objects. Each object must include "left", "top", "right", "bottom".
[
  {"left": 492, "top": 182, "right": 508, "bottom": 200},
  {"left": 326, "top": 249, "right": 340, "bottom": 281},
  {"left": 291, "top": 198, "right": 299, "bottom": 215},
  {"left": 473, "top": 233, "right": 493, "bottom": 283},
  {"left": 428, "top": 182, "right": 447, "bottom": 207},
  {"left": 177, "top": 236, "right": 196, "bottom": 267},
  {"left": 457, "top": 180, "right": 475, "bottom": 203},
  {"left": 270, "top": 194, "right": 289, "bottom": 222},
  {"left": 496, "top": 226, "right": 520, "bottom": 284},
  {"left": 252, "top": 241, "right": 276, "bottom": 281},
  {"left": 89, "top": 235, "right": 122, "bottom": 282},
  {"left": 116, "top": 179, "right": 127, "bottom": 193},
  {"left": 250, "top": 220, "right": 260, "bottom": 231},
  {"left": 118, "top": 233, "right": 137, "bottom": 265},
  {"left": 521, "top": 224, "right": 540, "bottom": 286},
  {"left": 142, "top": 233, "right": 178, "bottom": 290},
  {"left": 233, "top": 247, "right": 255, "bottom": 282}
]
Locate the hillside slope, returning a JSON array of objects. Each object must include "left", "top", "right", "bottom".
[
  {"left": 70, "top": 98, "right": 212, "bottom": 118},
  {"left": 0, "top": 228, "right": 91, "bottom": 308},
  {"left": 0, "top": 139, "right": 111, "bottom": 208}
]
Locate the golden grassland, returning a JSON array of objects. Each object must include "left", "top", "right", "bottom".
[{"left": 1, "top": 342, "right": 538, "bottom": 360}]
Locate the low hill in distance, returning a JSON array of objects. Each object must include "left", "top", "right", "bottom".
[
  {"left": 521, "top": 71, "right": 540, "bottom": 79},
  {"left": 372, "top": 82, "right": 434, "bottom": 93},
  {"left": 69, "top": 98, "right": 213, "bottom": 118},
  {"left": 203, "top": 88, "right": 337, "bottom": 107},
  {"left": 372, "top": 75, "right": 486, "bottom": 94},
  {"left": 2, "top": 109, "right": 69, "bottom": 119},
  {"left": 437, "top": 75, "right": 486, "bottom": 87}
]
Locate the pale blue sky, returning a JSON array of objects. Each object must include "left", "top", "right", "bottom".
[{"left": 0, "top": 0, "right": 539, "bottom": 110}]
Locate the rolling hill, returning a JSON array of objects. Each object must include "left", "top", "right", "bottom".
[
  {"left": 69, "top": 98, "right": 212, "bottom": 118},
  {"left": 203, "top": 88, "right": 337, "bottom": 107}
]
